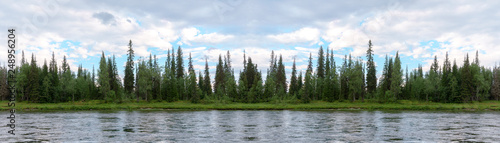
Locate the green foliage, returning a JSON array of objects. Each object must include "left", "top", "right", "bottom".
[
  {"left": 461, "top": 54, "right": 473, "bottom": 102},
  {"left": 6, "top": 40, "right": 500, "bottom": 105},
  {"left": 276, "top": 55, "right": 287, "bottom": 94},
  {"left": 348, "top": 57, "right": 364, "bottom": 102},
  {"left": 492, "top": 66, "right": 500, "bottom": 100},
  {"left": 98, "top": 52, "right": 110, "bottom": 101},
  {"left": 366, "top": 40, "right": 377, "bottom": 94},
  {"left": 214, "top": 55, "right": 225, "bottom": 96},
  {"left": 176, "top": 46, "right": 184, "bottom": 78},
  {"left": 203, "top": 59, "right": 212, "bottom": 96},
  {"left": 27, "top": 54, "right": 40, "bottom": 102},
  {"left": 390, "top": 52, "right": 402, "bottom": 100},
  {"left": 302, "top": 69, "right": 313, "bottom": 103},
  {"left": 289, "top": 58, "right": 299, "bottom": 97},
  {"left": 124, "top": 40, "right": 135, "bottom": 94}
]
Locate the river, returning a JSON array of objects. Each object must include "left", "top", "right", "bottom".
[{"left": 1, "top": 110, "right": 499, "bottom": 142}]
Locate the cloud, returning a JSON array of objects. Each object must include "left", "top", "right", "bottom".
[
  {"left": 92, "top": 12, "right": 116, "bottom": 25},
  {"left": 3, "top": 0, "right": 500, "bottom": 80},
  {"left": 180, "top": 27, "right": 234, "bottom": 45},
  {"left": 267, "top": 27, "right": 321, "bottom": 45}
]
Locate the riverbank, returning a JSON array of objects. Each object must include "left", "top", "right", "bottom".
[{"left": 2, "top": 100, "right": 500, "bottom": 111}]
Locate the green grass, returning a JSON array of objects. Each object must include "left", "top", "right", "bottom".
[{"left": 1, "top": 100, "right": 500, "bottom": 111}]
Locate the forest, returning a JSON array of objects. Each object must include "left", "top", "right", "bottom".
[{"left": 1, "top": 40, "right": 500, "bottom": 104}]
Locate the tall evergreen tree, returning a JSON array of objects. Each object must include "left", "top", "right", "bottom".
[
  {"left": 302, "top": 67, "right": 313, "bottom": 103},
  {"left": 61, "top": 55, "right": 73, "bottom": 102},
  {"left": 348, "top": 57, "right": 364, "bottom": 102},
  {"left": 98, "top": 52, "right": 110, "bottom": 101},
  {"left": 289, "top": 57, "right": 298, "bottom": 96},
  {"left": 317, "top": 46, "right": 325, "bottom": 78},
  {"left": 124, "top": 40, "right": 135, "bottom": 94},
  {"left": 366, "top": 40, "right": 377, "bottom": 95},
  {"left": 427, "top": 55, "right": 440, "bottom": 102},
  {"left": 461, "top": 54, "right": 473, "bottom": 102},
  {"left": 298, "top": 71, "right": 303, "bottom": 92},
  {"left": 27, "top": 54, "right": 39, "bottom": 102},
  {"left": 276, "top": 55, "right": 287, "bottom": 94},
  {"left": 441, "top": 52, "right": 452, "bottom": 102},
  {"left": 152, "top": 55, "right": 161, "bottom": 101},
  {"left": 176, "top": 46, "right": 184, "bottom": 78},
  {"left": 340, "top": 55, "right": 349, "bottom": 101},
  {"left": 203, "top": 58, "right": 212, "bottom": 96},
  {"left": 214, "top": 55, "right": 225, "bottom": 97},
  {"left": 302, "top": 53, "right": 314, "bottom": 102},
  {"left": 391, "top": 51, "right": 402, "bottom": 101},
  {"left": 187, "top": 53, "right": 200, "bottom": 102}
]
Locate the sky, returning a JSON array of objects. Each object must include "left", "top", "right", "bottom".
[{"left": 1, "top": 0, "right": 500, "bottom": 82}]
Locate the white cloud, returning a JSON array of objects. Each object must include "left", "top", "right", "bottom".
[
  {"left": 267, "top": 27, "right": 321, "bottom": 45},
  {"left": 180, "top": 27, "right": 234, "bottom": 45},
  {"left": 4, "top": 0, "right": 500, "bottom": 78}
]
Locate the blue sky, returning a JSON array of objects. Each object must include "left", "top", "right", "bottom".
[{"left": 2, "top": 0, "right": 500, "bottom": 83}]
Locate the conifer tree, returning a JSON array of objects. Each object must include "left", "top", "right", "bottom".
[
  {"left": 461, "top": 54, "right": 473, "bottom": 102},
  {"left": 98, "top": 52, "right": 110, "bottom": 101},
  {"left": 289, "top": 57, "right": 298, "bottom": 96},
  {"left": 340, "top": 55, "right": 349, "bottom": 101},
  {"left": 124, "top": 40, "right": 135, "bottom": 94},
  {"left": 27, "top": 54, "right": 39, "bottom": 102},
  {"left": 427, "top": 55, "right": 440, "bottom": 102},
  {"left": 176, "top": 46, "right": 184, "bottom": 78},
  {"left": 214, "top": 55, "right": 225, "bottom": 98},
  {"left": 366, "top": 40, "right": 377, "bottom": 95},
  {"left": 203, "top": 58, "right": 212, "bottom": 96},
  {"left": 390, "top": 51, "right": 402, "bottom": 101},
  {"left": 276, "top": 55, "right": 287, "bottom": 94},
  {"left": 317, "top": 46, "right": 325, "bottom": 78},
  {"left": 441, "top": 52, "right": 451, "bottom": 102}
]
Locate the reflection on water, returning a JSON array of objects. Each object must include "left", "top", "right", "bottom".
[{"left": 1, "top": 110, "right": 500, "bottom": 142}]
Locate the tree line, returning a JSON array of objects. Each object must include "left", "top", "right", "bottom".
[{"left": 1, "top": 40, "right": 500, "bottom": 103}]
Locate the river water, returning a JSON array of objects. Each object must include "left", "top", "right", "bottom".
[{"left": 1, "top": 110, "right": 499, "bottom": 142}]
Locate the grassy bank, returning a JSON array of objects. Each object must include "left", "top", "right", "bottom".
[{"left": 2, "top": 100, "right": 500, "bottom": 111}]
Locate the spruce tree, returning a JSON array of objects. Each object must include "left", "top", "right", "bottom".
[
  {"left": 317, "top": 46, "right": 325, "bottom": 78},
  {"left": 203, "top": 59, "right": 212, "bottom": 96},
  {"left": 427, "top": 55, "right": 440, "bottom": 102},
  {"left": 187, "top": 53, "right": 199, "bottom": 103},
  {"left": 98, "top": 52, "right": 110, "bottom": 101},
  {"left": 276, "top": 55, "right": 287, "bottom": 94},
  {"left": 390, "top": 51, "right": 402, "bottom": 101},
  {"left": 289, "top": 58, "right": 298, "bottom": 96},
  {"left": 297, "top": 71, "right": 303, "bottom": 100},
  {"left": 214, "top": 55, "right": 225, "bottom": 98},
  {"left": 27, "top": 54, "right": 39, "bottom": 102},
  {"left": 61, "top": 55, "right": 73, "bottom": 102},
  {"left": 441, "top": 52, "right": 451, "bottom": 102},
  {"left": 366, "top": 40, "right": 377, "bottom": 95},
  {"left": 198, "top": 71, "right": 204, "bottom": 99},
  {"left": 124, "top": 40, "right": 135, "bottom": 94},
  {"left": 176, "top": 46, "right": 184, "bottom": 78},
  {"left": 461, "top": 54, "right": 473, "bottom": 102},
  {"left": 340, "top": 55, "right": 348, "bottom": 101},
  {"left": 302, "top": 68, "right": 313, "bottom": 103},
  {"left": 302, "top": 54, "right": 314, "bottom": 102}
]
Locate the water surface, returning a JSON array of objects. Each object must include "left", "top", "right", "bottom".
[{"left": 1, "top": 110, "right": 499, "bottom": 142}]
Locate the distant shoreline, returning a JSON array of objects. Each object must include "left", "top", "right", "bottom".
[{"left": 2, "top": 100, "right": 500, "bottom": 111}]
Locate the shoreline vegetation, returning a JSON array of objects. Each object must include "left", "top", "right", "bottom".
[
  {"left": 3, "top": 40, "right": 500, "bottom": 109},
  {"left": 3, "top": 100, "right": 500, "bottom": 111}
]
